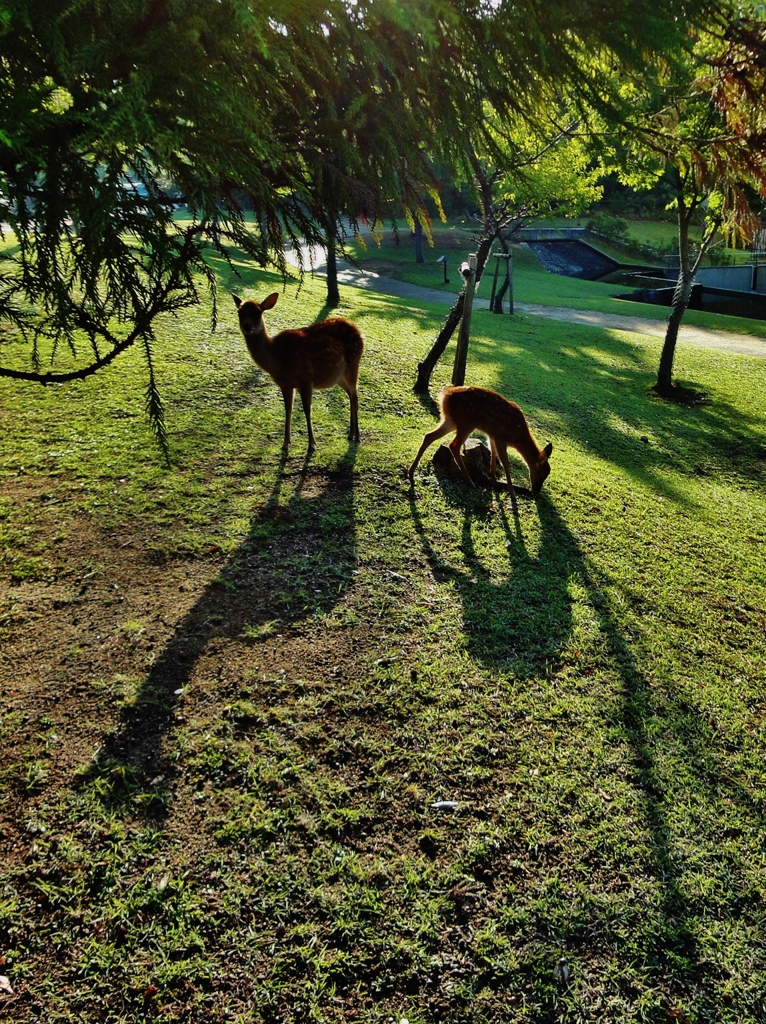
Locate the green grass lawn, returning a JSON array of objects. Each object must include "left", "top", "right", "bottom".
[
  {"left": 1, "top": 262, "right": 765, "bottom": 1023},
  {"left": 345, "top": 225, "right": 766, "bottom": 340}
]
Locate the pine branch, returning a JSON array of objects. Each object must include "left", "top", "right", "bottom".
[
  {"left": 0, "top": 330, "right": 142, "bottom": 383},
  {"left": 142, "top": 334, "right": 170, "bottom": 464}
]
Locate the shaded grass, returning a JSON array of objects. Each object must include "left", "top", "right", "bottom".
[{"left": 1, "top": 264, "right": 765, "bottom": 1023}]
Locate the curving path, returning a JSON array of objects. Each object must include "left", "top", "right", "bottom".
[{"left": 326, "top": 262, "right": 766, "bottom": 360}]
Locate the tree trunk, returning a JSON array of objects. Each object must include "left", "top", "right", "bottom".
[
  {"left": 325, "top": 234, "right": 340, "bottom": 307},
  {"left": 412, "top": 234, "right": 494, "bottom": 393},
  {"left": 414, "top": 220, "right": 425, "bottom": 264},
  {"left": 414, "top": 292, "right": 465, "bottom": 393},
  {"left": 489, "top": 241, "right": 511, "bottom": 313},
  {"left": 657, "top": 270, "right": 693, "bottom": 392},
  {"left": 492, "top": 275, "right": 509, "bottom": 313},
  {"left": 656, "top": 197, "right": 714, "bottom": 394},
  {"left": 473, "top": 235, "right": 493, "bottom": 283},
  {"left": 321, "top": 164, "right": 341, "bottom": 308}
]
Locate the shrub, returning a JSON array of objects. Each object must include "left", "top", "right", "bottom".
[{"left": 586, "top": 212, "right": 630, "bottom": 243}]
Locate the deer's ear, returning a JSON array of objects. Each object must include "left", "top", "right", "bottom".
[
  {"left": 543, "top": 442, "right": 553, "bottom": 459},
  {"left": 232, "top": 293, "right": 242, "bottom": 308},
  {"left": 262, "top": 292, "right": 279, "bottom": 310}
]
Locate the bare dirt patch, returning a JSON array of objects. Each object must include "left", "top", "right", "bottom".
[{"left": 0, "top": 471, "right": 369, "bottom": 870}]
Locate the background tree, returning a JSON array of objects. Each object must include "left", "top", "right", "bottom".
[
  {"left": 705, "top": 13, "right": 766, "bottom": 234},
  {"left": 282, "top": 6, "right": 444, "bottom": 306},
  {"left": 403, "top": 0, "right": 728, "bottom": 393},
  {"left": 0, "top": 0, "right": 465, "bottom": 402},
  {"left": 414, "top": 117, "right": 602, "bottom": 392},
  {"left": 0, "top": 0, "right": 341, "bottom": 445},
  {"left": 596, "top": 20, "right": 766, "bottom": 395},
  {"left": 706, "top": 12, "right": 766, "bottom": 148}
]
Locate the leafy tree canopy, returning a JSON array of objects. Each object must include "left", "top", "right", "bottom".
[
  {"left": 475, "top": 109, "right": 603, "bottom": 233},
  {"left": 0, "top": 0, "right": 737, "bottom": 439}
]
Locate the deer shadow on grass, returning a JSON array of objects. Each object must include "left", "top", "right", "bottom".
[
  {"left": 77, "top": 445, "right": 360, "bottom": 822},
  {"left": 408, "top": 485, "right": 573, "bottom": 673},
  {"left": 408, "top": 483, "right": 766, "bottom": 1016}
]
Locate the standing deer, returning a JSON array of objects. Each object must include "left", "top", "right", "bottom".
[
  {"left": 233, "top": 292, "right": 363, "bottom": 451},
  {"left": 408, "top": 385, "right": 553, "bottom": 497}
]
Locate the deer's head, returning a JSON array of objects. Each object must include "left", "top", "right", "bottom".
[
  {"left": 232, "top": 292, "right": 279, "bottom": 338},
  {"left": 530, "top": 442, "right": 553, "bottom": 495}
]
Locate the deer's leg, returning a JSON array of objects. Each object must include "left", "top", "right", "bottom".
[
  {"left": 408, "top": 419, "right": 454, "bottom": 481},
  {"left": 298, "top": 384, "right": 317, "bottom": 451},
  {"left": 449, "top": 431, "right": 476, "bottom": 488},
  {"left": 495, "top": 445, "right": 516, "bottom": 498},
  {"left": 280, "top": 386, "right": 295, "bottom": 449},
  {"left": 341, "top": 382, "right": 361, "bottom": 442},
  {"left": 350, "top": 390, "right": 360, "bottom": 442},
  {"left": 489, "top": 438, "right": 499, "bottom": 479}
]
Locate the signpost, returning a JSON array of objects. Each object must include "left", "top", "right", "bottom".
[
  {"left": 451, "top": 254, "right": 477, "bottom": 386},
  {"left": 489, "top": 251, "right": 513, "bottom": 314}
]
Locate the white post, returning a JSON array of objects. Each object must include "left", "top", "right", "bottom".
[{"left": 452, "top": 254, "right": 477, "bottom": 386}]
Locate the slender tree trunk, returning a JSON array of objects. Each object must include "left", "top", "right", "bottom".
[
  {"left": 413, "top": 235, "right": 495, "bottom": 393},
  {"left": 414, "top": 293, "right": 465, "bottom": 393},
  {"left": 657, "top": 270, "right": 694, "bottom": 392},
  {"left": 656, "top": 197, "right": 719, "bottom": 394},
  {"left": 491, "top": 242, "right": 511, "bottom": 313},
  {"left": 657, "top": 201, "right": 693, "bottom": 393},
  {"left": 325, "top": 234, "right": 340, "bottom": 307},
  {"left": 492, "top": 276, "right": 508, "bottom": 314},
  {"left": 474, "top": 235, "right": 493, "bottom": 281},
  {"left": 321, "top": 165, "right": 341, "bottom": 308},
  {"left": 414, "top": 219, "right": 425, "bottom": 264}
]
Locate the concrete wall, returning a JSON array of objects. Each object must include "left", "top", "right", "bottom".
[
  {"left": 517, "top": 227, "right": 587, "bottom": 241},
  {"left": 754, "top": 265, "right": 766, "bottom": 295},
  {"left": 654, "top": 263, "right": 766, "bottom": 295},
  {"left": 694, "top": 264, "right": 761, "bottom": 291}
]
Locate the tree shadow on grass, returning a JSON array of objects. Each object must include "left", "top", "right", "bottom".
[
  {"left": 564, "top": 545, "right": 766, "bottom": 1018},
  {"left": 77, "top": 445, "right": 360, "bottom": 821},
  {"left": 463, "top": 310, "right": 766, "bottom": 502},
  {"left": 408, "top": 482, "right": 766, "bottom": 1017}
]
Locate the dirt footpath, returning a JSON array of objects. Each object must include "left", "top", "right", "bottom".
[
  {"left": 511, "top": 302, "right": 766, "bottom": 357},
  {"left": 327, "top": 263, "right": 766, "bottom": 359}
]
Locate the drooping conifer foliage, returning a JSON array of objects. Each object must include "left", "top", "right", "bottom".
[{"left": 0, "top": 0, "right": 738, "bottom": 438}]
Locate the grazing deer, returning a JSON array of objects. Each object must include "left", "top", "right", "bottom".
[
  {"left": 233, "top": 292, "right": 363, "bottom": 451},
  {"left": 408, "top": 385, "right": 553, "bottom": 497}
]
